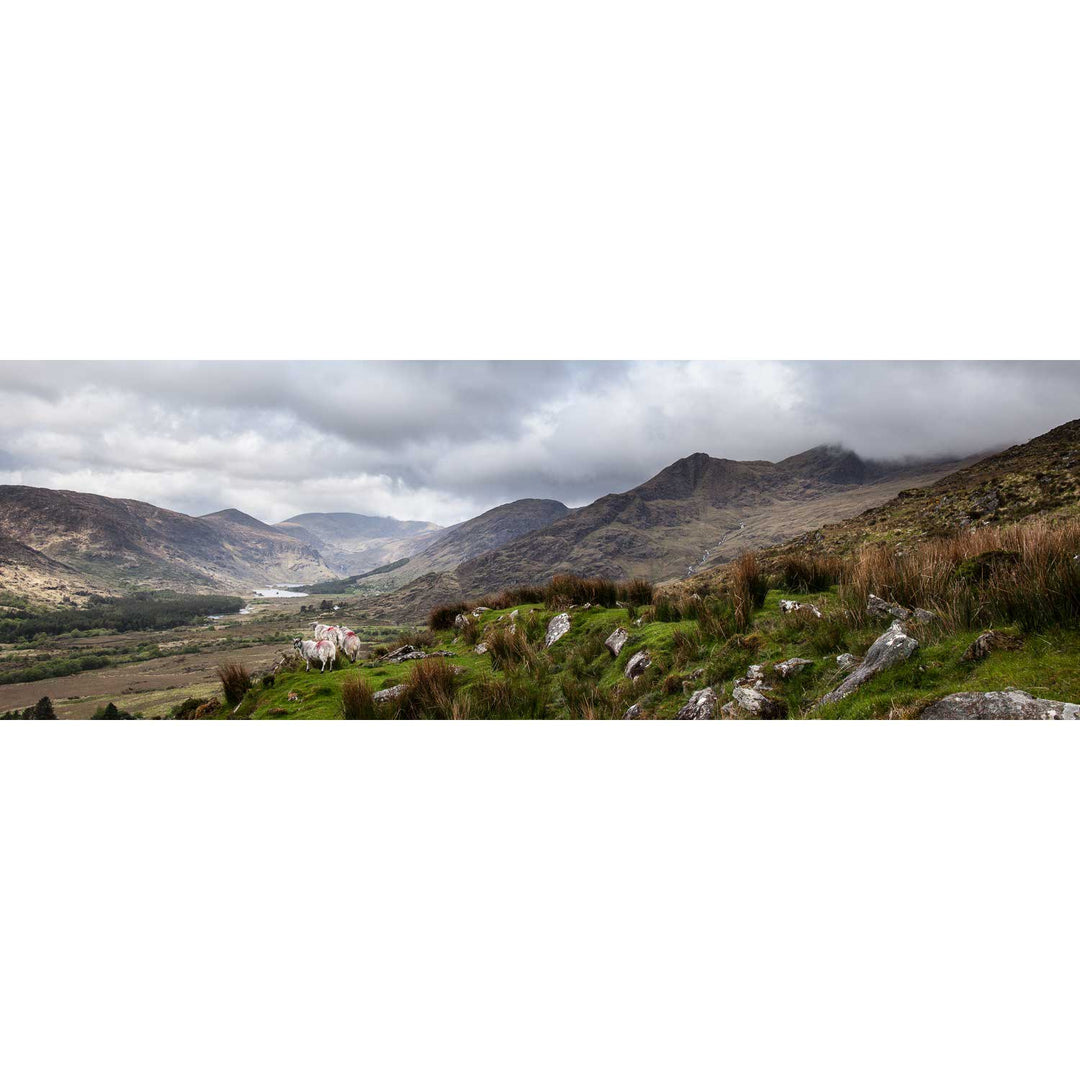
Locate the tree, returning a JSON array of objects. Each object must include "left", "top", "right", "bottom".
[{"left": 32, "top": 696, "right": 57, "bottom": 719}]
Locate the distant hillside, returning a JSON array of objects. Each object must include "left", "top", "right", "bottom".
[
  {"left": 681, "top": 418, "right": 1080, "bottom": 593},
  {"left": 363, "top": 446, "right": 973, "bottom": 620},
  {"left": 0, "top": 487, "right": 339, "bottom": 598},
  {"left": 275, "top": 512, "right": 445, "bottom": 575}
]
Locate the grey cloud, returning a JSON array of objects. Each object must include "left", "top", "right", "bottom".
[{"left": 0, "top": 360, "right": 1077, "bottom": 524}]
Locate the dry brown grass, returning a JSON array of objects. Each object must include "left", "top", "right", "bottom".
[
  {"left": 340, "top": 675, "right": 379, "bottom": 719},
  {"left": 215, "top": 661, "right": 251, "bottom": 706}
]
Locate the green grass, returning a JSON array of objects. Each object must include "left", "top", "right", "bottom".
[{"left": 202, "top": 590, "right": 1080, "bottom": 719}]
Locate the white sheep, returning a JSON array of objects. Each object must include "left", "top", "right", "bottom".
[
  {"left": 293, "top": 637, "right": 336, "bottom": 672},
  {"left": 338, "top": 629, "right": 362, "bottom": 663}
]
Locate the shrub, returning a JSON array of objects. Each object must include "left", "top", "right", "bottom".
[
  {"left": 543, "top": 574, "right": 619, "bottom": 608},
  {"left": 31, "top": 696, "right": 57, "bottom": 719},
  {"left": 170, "top": 696, "right": 211, "bottom": 719},
  {"left": 394, "top": 658, "right": 459, "bottom": 719},
  {"left": 428, "top": 602, "right": 469, "bottom": 631},
  {"left": 733, "top": 551, "right": 770, "bottom": 610},
  {"left": 461, "top": 618, "right": 483, "bottom": 646},
  {"left": 776, "top": 554, "right": 843, "bottom": 593},
  {"left": 395, "top": 628, "right": 436, "bottom": 650},
  {"left": 457, "top": 674, "right": 552, "bottom": 719},
  {"left": 485, "top": 627, "right": 543, "bottom": 673},
  {"left": 215, "top": 662, "right": 251, "bottom": 706},
  {"left": 341, "top": 675, "right": 379, "bottom": 719},
  {"left": 619, "top": 578, "right": 654, "bottom": 605},
  {"left": 654, "top": 595, "right": 681, "bottom": 622}
]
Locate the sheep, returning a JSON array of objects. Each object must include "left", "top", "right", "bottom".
[
  {"left": 293, "top": 637, "right": 336, "bottom": 672},
  {"left": 339, "top": 629, "right": 362, "bottom": 663}
]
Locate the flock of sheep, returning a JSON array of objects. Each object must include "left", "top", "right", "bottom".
[{"left": 292, "top": 622, "right": 362, "bottom": 672}]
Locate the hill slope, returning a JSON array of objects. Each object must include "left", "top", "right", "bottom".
[
  {"left": 275, "top": 512, "right": 445, "bottom": 574},
  {"left": 0, "top": 487, "right": 339, "bottom": 597},
  {"left": 683, "top": 417, "right": 1080, "bottom": 593},
  {"left": 363, "top": 446, "right": 972, "bottom": 620}
]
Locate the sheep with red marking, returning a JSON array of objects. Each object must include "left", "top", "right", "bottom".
[
  {"left": 339, "top": 629, "right": 362, "bottom": 663},
  {"left": 293, "top": 637, "right": 336, "bottom": 672}
]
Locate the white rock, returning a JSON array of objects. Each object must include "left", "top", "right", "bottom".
[
  {"left": 820, "top": 621, "right": 918, "bottom": 704},
  {"left": 604, "top": 627, "right": 629, "bottom": 657},
  {"left": 544, "top": 612, "right": 571, "bottom": 648},
  {"left": 624, "top": 649, "right": 651, "bottom": 679},
  {"left": 775, "top": 658, "right": 812, "bottom": 679},
  {"left": 675, "top": 687, "right": 718, "bottom": 720}
]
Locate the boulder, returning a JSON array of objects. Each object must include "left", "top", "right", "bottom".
[
  {"left": 454, "top": 613, "right": 471, "bottom": 630},
  {"left": 961, "top": 630, "right": 1023, "bottom": 663},
  {"left": 819, "top": 621, "right": 918, "bottom": 704},
  {"left": 867, "top": 593, "right": 911, "bottom": 620},
  {"left": 775, "top": 658, "right": 812, "bottom": 679},
  {"left": 622, "top": 703, "right": 644, "bottom": 719},
  {"left": 474, "top": 642, "right": 489, "bottom": 655},
  {"left": 373, "top": 684, "right": 407, "bottom": 704},
  {"left": 745, "top": 663, "right": 766, "bottom": 683},
  {"left": 731, "top": 685, "right": 786, "bottom": 718},
  {"left": 912, "top": 608, "right": 938, "bottom": 624},
  {"left": 624, "top": 649, "right": 652, "bottom": 679},
  {"left": 544, "top": 612, "right": 571, "bottom": 648},
  {"left": 382, "top": 645, "right": 427, "bottom": 663},
  {"left": 604, "top": 626, "right": 629, "bottom": 657},
  {"left": 471, "top": 607, "right": 491, "bottom": 616},
  {"left": 675, "top": 687, "right": 718, "bottom": 720},
  {"left": 835, "top": 653, "right": 859, "bottom": 673},
  {"left": 509, "top": 609, "right": 519, "bottom": 622},
  {"left": 920, "top": 690, "right": 1079, "bottom": 720}
]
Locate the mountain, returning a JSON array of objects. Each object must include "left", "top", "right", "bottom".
[
  {"left": 363, "top": 446, "right": 974, "bottom": 620},
  {"left": 367, "top": 498, "right": 572, "bottom": 589},
  {"left": 0, "top": 487, "right": 339, "bottom": 598},
  {"left": 684, "top": 418, "right": 1080, "bottom": 589},
  {"left": 274, "top": 512, "right": 445, "bottom": 575}
]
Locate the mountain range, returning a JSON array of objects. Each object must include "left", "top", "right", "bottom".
[{"left": 1, "top": 435, "right": 1021, "bottom": 613}]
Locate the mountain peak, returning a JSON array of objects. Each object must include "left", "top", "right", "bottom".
[{"left": 201, "top": 507, "right": 269, "bottom": 528}]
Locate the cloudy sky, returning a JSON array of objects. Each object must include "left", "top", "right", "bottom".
[{"left": 1, "top": 361, "right": 1078, "bottom": 526}]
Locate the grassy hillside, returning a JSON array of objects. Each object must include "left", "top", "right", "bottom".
[{"left": 197, "top": 516, "right": 1080, "bottom": 718}]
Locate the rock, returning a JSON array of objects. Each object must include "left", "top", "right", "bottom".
[
  {"left": 779, "top": 599, "right": 822, "bottom": 618},
  {"left": 544, "top": 612, "right": 571, "bottom": 648},
  {"left": 373, "top": 684, "right": 407, "bottom": 703},
  {"left": 622, "top": 703, "right": 644, "bottom": 719},
  {"left": 509, "top": 609, "right": 519, "bottom": 621},
  {"left": 624, "top": 649, "right": 651, "bottom": 679},
  {"left": 382, "top": 645, "right": 428, "bottom": 663},
  {"left": 731, "top": 685, "right": 786, "bottom": 718},
  {"left": 454, "top": 613, "right": 471, "bottom": 630},
  {"left": 634, "top": 617, "right": 643, "bottom": 626},
  {"left": 775, "top": 658, "right": 812, "bottom": 679},
  {"left": 474, "top": 642, "right": 489, "bottom": 655},
  {"left": 835, "top": 653, "right": 858, "bottom": 673},
  {"left": 675, "top": 686, "right": 718, "bottom": 720},
  {"left": 471, "top": 607, "right": 491, "bottom": 616},
  {"left": 961, "top": 630, "right": 1023, "bottom": 663},
  {"left": 819, "top": 621, "right": 919, "bottom": 704},
  {"left": 867, "top": 593, "right": 911, "bottom": 620},
  {"left": 604, "top": 626, "right": 629, "bottom": 657},
  {"left": 920, "top": 690, "right": 1079, "bottom": 720},
  {"left": 615, "top": 601, "right": 628, "bottom": 609},
  {"left": 912, "top": 608, "right": 938, "bottom": 623},
  {"left": 745, "top": 663, "right": 766, "bottom": 683}
]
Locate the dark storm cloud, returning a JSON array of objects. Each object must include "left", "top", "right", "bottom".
[{"left": 0, "top": 361, "right": 1077, "bottom": 524}]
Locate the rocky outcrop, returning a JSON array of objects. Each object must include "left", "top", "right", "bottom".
[
  {"left": 867, "top": 594, "right": 910, "bottom": 620},
  {"left": 382, "top": 645, "right": 428, "bottom": 663},
  {"left": 373, "top": 684, "right": 407, "bottom": 704},
  {"left": 836, "top": 653, "right": 858, "bottom": 672},
  {"left": 819, "top": 621, "right": 919, "bottom": 704},
  {"left": 675, "top": 687, "right": 718, "bottom": 720},
  {"left": 961, "top": 630, "right": 1023, "bottom": 663},
  {"left": 604, "top": 627, "right": 629, "bottom": 657},
  {"left": 624, "top": 649, "right": 652, "bottom": 679},
  {"left": 622, "top": 703, "right": 644, "bottom": 719},
  {"left": 723, "top": 685, "right": 786, "bottom": 718},
  {"left": 544, "top": 612, "right": 571, "bottom": 648},
  {"left": 454, "top": 613, "right": 471, "bottom": 631},
  {"left": 775, "top": 658, "right": 812, "bottom": 679},
  {"left": 920, "top": 691, "right": 1079, "bottom": 720}
]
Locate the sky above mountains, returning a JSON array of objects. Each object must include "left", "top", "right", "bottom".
[{"left": 1, "top": 360, "right": 1078, "bottom": 525}]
